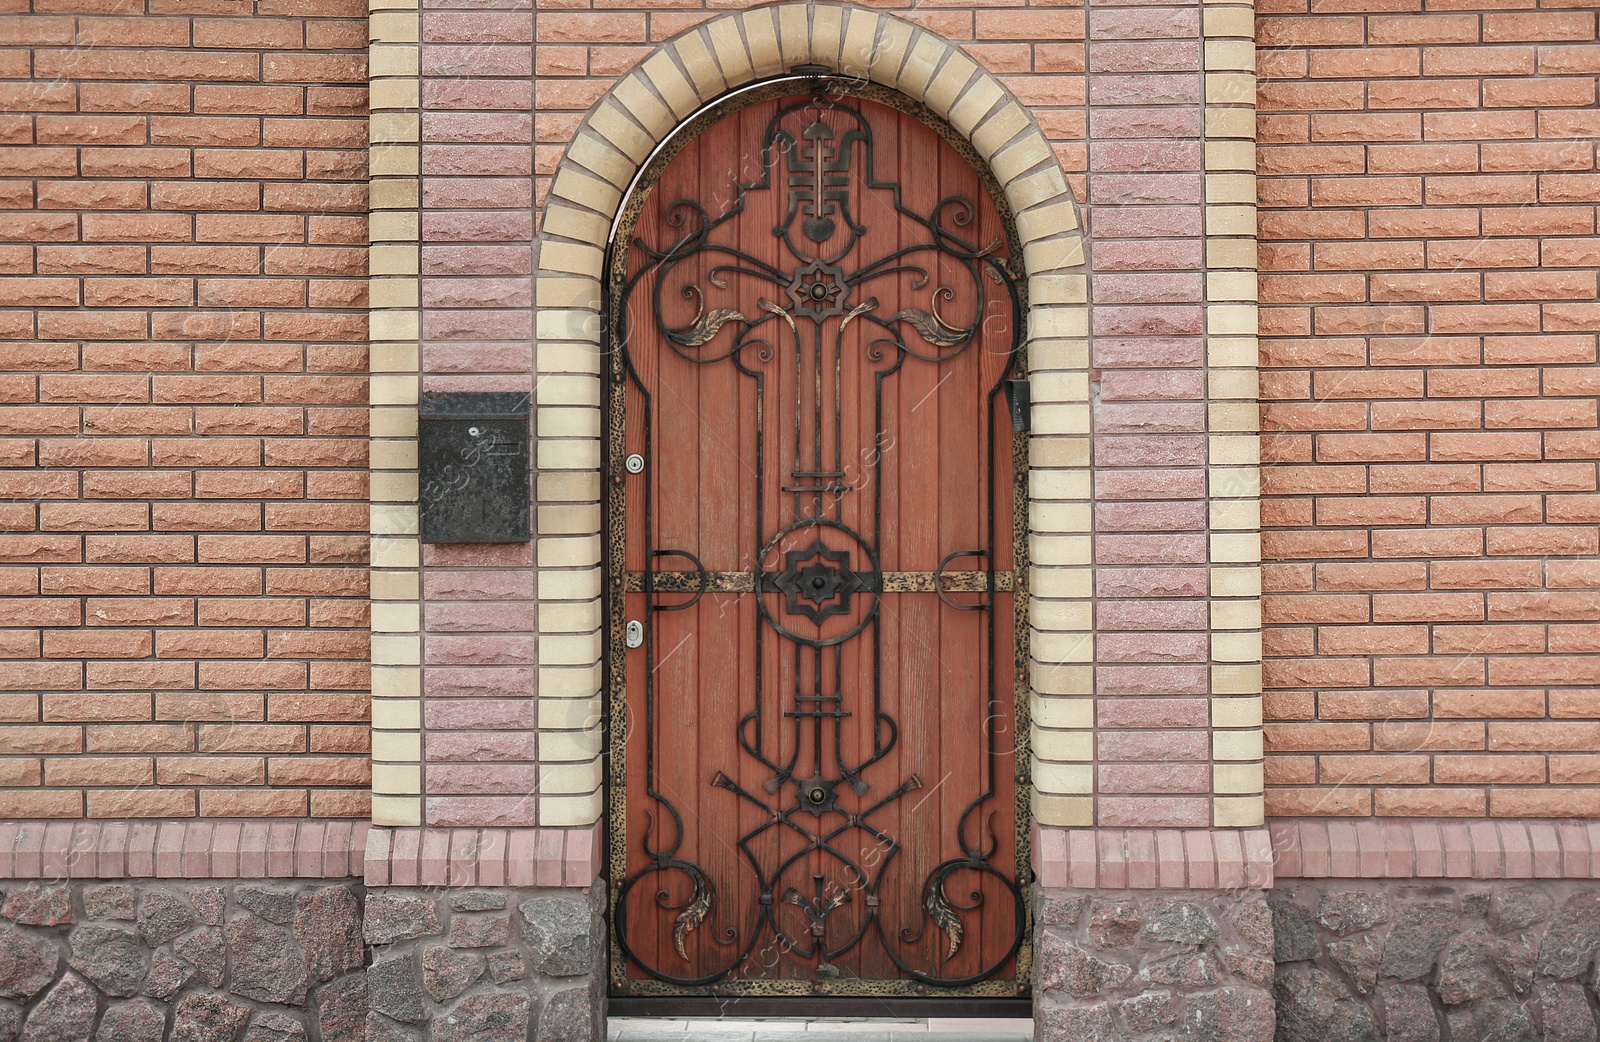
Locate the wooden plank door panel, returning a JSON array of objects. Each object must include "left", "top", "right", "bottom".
[{"left": 607, "top": 89, "right": 1028, "bottom": 1001}]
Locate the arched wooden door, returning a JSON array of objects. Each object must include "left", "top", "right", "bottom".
[{"left": 605, "top": 86, "right": 1029, "bottom": 1011}]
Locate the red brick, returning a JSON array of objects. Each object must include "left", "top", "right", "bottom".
[
  {"left": 83, "top": 724, "right": 191, "bottom": 754},
  {"left": 86, "top": 789, "right": 196, "bottom": 818},
  {"left": 1484, "top": 10, "right": 1595, "bottom": 41},
  {"left": 1375, "top": 788, "right": 1487, "bottom": 817}
]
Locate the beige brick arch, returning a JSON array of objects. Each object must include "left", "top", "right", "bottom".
[{"left": 532, "top": 3, "right": 1092, "bottom": 829}]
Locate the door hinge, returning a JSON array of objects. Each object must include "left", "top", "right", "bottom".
[{"left": 1004, "top": 380, "right": 1031, "bottom": 432}]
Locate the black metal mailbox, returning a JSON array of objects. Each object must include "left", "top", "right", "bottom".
[{"left": 418, "top": 391, "right": 531, "bottom": 544}]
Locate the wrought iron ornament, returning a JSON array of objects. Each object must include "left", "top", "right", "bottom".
[{"left": 606, "top": 86, "right": 1032, "bottom": 1000}]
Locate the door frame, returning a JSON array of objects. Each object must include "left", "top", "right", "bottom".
[{"left": 599, "top": 78, "right": 1035, "bottom": 1016}]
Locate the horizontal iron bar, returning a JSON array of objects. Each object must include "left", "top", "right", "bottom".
[
  {"left": 606, "top": 996, "right": 1033, "bottom": 1019},
  {"left": 624, "top": 570, "right": 1014, "bottom": 594}
]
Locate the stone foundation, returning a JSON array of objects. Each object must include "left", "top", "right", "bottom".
[
  {"left": 10, "top": 873, "right": 1600, "bottom": 1039},
  {"left": 363, "top": 883, "right": 604, "bottom": 1042},
  {"left": 0, "top": 878, "right": 604, "bottom": 1042},
  {"left": 1032, "top": 887, "right": 1275, "bottom": 1041},
  {"left": 1271, "top": 881, "right": 1600, "bottom": 1042},
  {"left": 0, "top": 879, "right": 366, "bottom": 1042}
]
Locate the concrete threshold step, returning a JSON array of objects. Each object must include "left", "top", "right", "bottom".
[{"left": 608, "top": 1018, "right": 1033, "bottom": 1042}]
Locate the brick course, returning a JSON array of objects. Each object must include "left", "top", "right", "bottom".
[
  {"left": 0, "top": 0, "right": 371, "bottom": 819},
  {"left": 1258, "top": 0, "right": 1600, "bottom": 820}
]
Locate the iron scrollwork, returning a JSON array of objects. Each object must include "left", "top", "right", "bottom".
[{"left": 610, "top": 90, "right": 1027, "bottom": 996}]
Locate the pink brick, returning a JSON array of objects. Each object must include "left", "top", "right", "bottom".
[
  {"left": 1099, "top": 763, "right": 1210, "bottom": 794},
  {"left": 1215, "top": 830, "right": 1244, "bottom": 890},
  {"left": 424, "top": 81, "right": 535, "bottom": 115},
  {"left": 1382, "top": 821, "right": 1414, "bottom": 878},
  {"left": 1127, "top": 830, "right": 1157, "bottom": 889},
  {"left": 16, "top": 826, "right": 44, "bottom": 879},
  {"left": 1098, "top": 729, "right": 1208, "bottom": 762},
  {"left": 1586, "top": 822, "right": 1600, "bottom": 878},
  {"left": 422, "top": 11, "right": 534, "bottom": 44},
  {"left": 349, "top": 823, "right": 371, "bottom": 878},
  {"left": 1034, "top": 824, "right": 1068, "bottom": 889},
  {"left": 449, "top": 829, "right": 477, "bottom": 887},
  {"left": 1355, "top": 820, "right": 1384, "bottom": 878},
  {"left": 213, "top": 823, "right": 242, "bottom": 878},
  {"left": 1094, "top": 395, "right": 1205, "bottom": 429},
  {"left": 1527, "top": 823, "right": 1559, "bottom": 879},
  {"left": 1157, "top": 830, "right": 1186, "bottom": 888},
  {"left": 97, "top": 823, "right": 128, "bottom": 879},
  {"left": 324, "top": 822, "right": 352, "bottom": 879},
  {"left": 156, "top": 822, "right": 185, "bottom": 877},
  {"left": 67, "top": 823, "right": 99, "bottom": 878},
  {"left": 1090, "top": 107, "right": 1203, "bottom": 141},
  {"left": 418, "top": 542, "right": 536, "bottom": 570},
  {"left": 563, "top": 829, "right": 593, "bottom": 888},
  {"left": 423, "top": 795, "right": 539, "bottom": 827},
  {"left": 421, "top": 44, "right": 532, "bottom": 78},
  {"left": 536, "top": 828, "right": 564, "bottom": 888},
  {"left": 297, "top": 823, "right": 325, "bottom": 879},
  {"left": 364, "top": 827, "right": 391, "bottom": 887},
  {"left": 422, "top": 113, "right": 534, "bottom": 148},
  {"left": 1442, "top": 822, "right": 1473, "bottom": 877},
  {"left": 0, "top": 824, "right": 17, "bottom": 878},
  {"left": 577, "top": 825, "right": 603, "bottom": 886},
  {"left": 1088, "top": 42, "right": 1200, "bottom": 76},
  {"left": 479, "top": 830, "right": 507, "bottom": 888},
  {"left": 1097, "top": 436, "right": 1207, "bottom": 469},
  {"left": 1068, "top": 830, "right": 1098, "bottom": 889},
  {"left": 241, "top": 823, "right": 271, "bottom": 878},
  {"left": 1468, "top": 821, "right": 1501, "bottom": 879},
  {"left": 1100, "top": 204, "right": 1203, "bottom": 240},
  {"left": 426, "top": 732, "right": 538, "bottom": 762},
  {"left": 1098, "top": 831, "right": 1128, "bottom": 889},
  {"left": 507, "top": 829, "right": 538, "bottom": 887},
  {"left": 1184, "top": 830, "right": 1216, "bottom": 889},
  {"left": 1556, "top": 823, "right": 1588, "bottom": 879},
  {"left": 267, "top": 823, "right": 297, "bottom": 878},
  {"left": 183, "top": 823, "right": 210, "bottom": 878},
  {"left": 1300, "top": 820, "right": 1331, "bottom": 877},
  {"left": 1095, "top": 469, "right": 1208, "bottom": 501},
  {"left": 1500, "top": 822, "right": 1533, "bottom": 879},
  {"left": 1094, "top": 502, "right": 1203, "bottom": 537},
  {"left": 1413, "top": 821, "right": 1444, "bottom": 877},
  {"left": 1095, "top": 533, "right": 1209, "bottom": 566},
  {"left": 1089, "top": 7, "right": 1200, "bottom": 39},
  {"left": 1088, "top": 73, "right": 1202, "bottom": 108},
  {"left": 42, "top": 823, "right": 72, "bottom": 879},
  {"left": 1098, "top": 599, "right": 1208, "bottom": 631},
  {"left": 391, "top": 829, "right": 422, "bottom": 886},
  {"left": 1243, "top": 829, "right": 1275, "bottom": 889},
  {"left": 420, "top": 829, "right": 450, "bottom": 886},
  {"left": 1328, "top": 821, "right": 1360, "bottom": 877},
  {"left": 1269, "top": 822, "right": 1301, "bottom": 878},
  {"left": 424, "top": 666, "right": 538, "bottom": 699},
  {"left": 127, "top": 823, "right": 158, "bottom": 878}
]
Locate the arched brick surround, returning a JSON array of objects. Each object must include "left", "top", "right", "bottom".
[{"left": 529, "top": 2, "right": 1093, "bottom": 831}]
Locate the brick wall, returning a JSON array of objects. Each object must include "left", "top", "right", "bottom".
[
  {"left": 386, "top": 0, "right": 1107, "bottom": 829},
  {"left": 1258, "top": 1, "right": 1600, "bottom": 818},
  {"left": 0, "top": 0, "right": 371, "bottom": 819}
]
